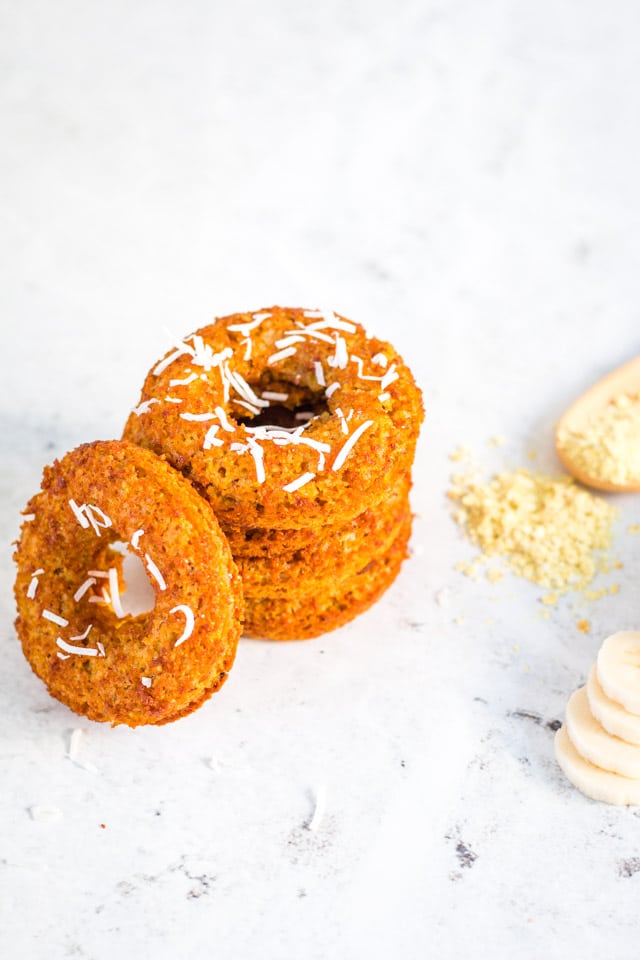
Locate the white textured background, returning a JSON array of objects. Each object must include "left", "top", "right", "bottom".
[{"left": 2, "top": 1, "right": 640, "bottom": 958}]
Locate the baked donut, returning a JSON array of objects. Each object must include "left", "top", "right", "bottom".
[
  {"left": 14, "top": 440, "right": 243, "bottom": 726},
  {"left": 123, "top": 307, "right": 424, "bottom": 530},
  {"left": 243, "top": 513, "right": 412, "bottom": 640},
  {"left": 235, "top": 479, "right": 411, "bottom": 598}
]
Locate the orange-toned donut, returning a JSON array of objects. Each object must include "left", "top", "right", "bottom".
[
  {"left": 123, "top": 307, "right": 424, "bottom": 529},
  {"left": 14, "top": 440, "right": 243, "bottom": 726}
]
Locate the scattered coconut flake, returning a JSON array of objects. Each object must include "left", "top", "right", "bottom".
[
  {"left": 294, "top": 411, "right": 314, "bottom": 421},
  {"left": 171, "top": 605, "right": 195, "bottom": 647},
  {"left": 286, "top": 327, "right": 335, "bottom": 344},
  {"left": 22, "top": 513, "right": 36, "bottom": 522},
  {"left": 331, "top": 420, "right": 374, "bottom": 471},
  {"left": 314, "top": 361, "right": 326, "bottom": 387},
  {"left": 227, "top": 314, "right": 270, "bottom": 336},
  {"left": 42, "top": 610, "right": 69, "bottom": 628},
  {"left": 132, "top": 398, "right": 161, "bottom": 416},
  {"left": 30, "top": 805, "right": 62, "bottom": 823},
  {"left": 27, "top": 569, "right": 44, "bottom": 600},
  {"left": 233, "top": 399, "right": 261, "bottom": 415},
  {"left": 144, "top": 554, "right": 167, "bottom": 591},
  {"left": 435, "top": 588, "right": 451, "bottom": 608},
  {"left": 56, "top": 635, "right": 104, "bottom": 658},
  {"left": 141, "top": 677, "right": 153, "bottom": 688},
  {"left": 262, "top": 391, "right": 289, "bottom": 402},
  {"left": 267, "top": 346, "right": 297, "bottom": 366},
  {"left": 130, "top": 529, "right": 144, "bottom": 550},
  {"left": 372, "top": 353, "right": 388, "bottom": 368},
  {"left": 275, "top": 336, "right": 306, "bottom": 349},
  {"left": 87, "top": 569, "right": 110, "bottom": 579},
  {"left": 215, "top": 406, "right": 236, "bottom": 432},
  {"left": 203, "top": 425, "right": 224, "bottom": 449},
  {"left": 351, "top": 355, "right": 383, "bottom": 382},
  {"left": 165, "top": 396, "right": 183, "bottom": 403},
  {"left": 169, "top": 372, "right": 198, "bottom": 387},
  {"left": 307, "top": 316, "right": 357, "bottom": 335},
  {"left": 335, "top": 407, "right": 350, "bottom": 435},
  {"left": 325, "top": 382, "right": 340, "bottom": 399},
  {"left": 180, "top": 412, "right": 217, "bottom": 422},
  {"left": 380, "top": 364, "right": 399, "bottom": 391},
  {"left": 241, "top": 337, "right": 253, "bottom": 360},
  {"left": 73, "top": 577, "right": 97, "bottom": 602},
  {"left": 327, "top": 335, "right": 349, "bottom": 369},
  {"left": 226, "top": 370, "right": 269, "bottom": 409},
  {"left": 283, "top": 472, "right": 316, "bottom": 493},
  {"left": 108, "top": 568, "right": 125, "bottom": 618},
  {"left": 153, "top": 345, "right": 192, "bottom": 376},
  {"left": 68, "top": 502, "right": 112, "bottom": 537},
  {"left": 307, "top": 783, "right": 328, "bottom": 832}
]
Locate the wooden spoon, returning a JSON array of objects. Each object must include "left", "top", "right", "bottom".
[{"left": 555, "top": 355, "right": 640, "bottom": 492}]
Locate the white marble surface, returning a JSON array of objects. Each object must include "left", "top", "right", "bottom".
[{"left": 2, "top": 1, "right": 640, "bottom": 957}]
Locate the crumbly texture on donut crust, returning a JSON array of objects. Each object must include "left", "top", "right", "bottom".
[
  {"left": 236, "top": 486, "right": 411, "bottom": 598},
  {"left": 122, "top": 307, "right": 423, "bottom": 529},
  {"left": 14, "top": 440, "right": 243, "bottom": 727},
  {"left": 222, "top": 473, "right": 412, "bottom": 558},
  {"left": 243, "top": 514, "right": 412, "bottom": 640}
]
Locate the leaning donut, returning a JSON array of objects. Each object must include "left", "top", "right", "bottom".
[
  {"left": 14, "top": 440, "right": 243, "bottom": 727},
  {"left": 122, "top": 307, "right": 424, "bottom": 530}
]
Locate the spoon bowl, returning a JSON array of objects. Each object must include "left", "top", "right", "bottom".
[{"left": 555, "top": 355, "right": 640, "bottom": 492}]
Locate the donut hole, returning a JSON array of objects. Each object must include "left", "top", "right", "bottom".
[
  {"left": 237, "top": 384, "right": 329, "bottom": 430},
  {"left": 110, "top": 542, "right": 156, "bottom": 617},
  {"left": 82, "top": 541, "right": 156, "bottom": 618}
]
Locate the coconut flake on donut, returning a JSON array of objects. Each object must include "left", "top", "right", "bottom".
[
  {"left": 171, "top": 605, "right": 195, "bottom": 647},
  {"left": 26, "top": 569, "right": 44, "bottom": 599},
  {"left": 331, "top": 420, "right": 375, "bottom": 472},
  {"left": 144, "top": 554, "right": 167, "bottom": 591},
  {"left": 68, "top": 501, "right": 113, "bottom": 537}
]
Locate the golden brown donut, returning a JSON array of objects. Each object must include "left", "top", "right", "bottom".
[
  {"left": 123, "top": 307, "right": 424, "bottom": 530},
  {"left": 14, "top": 440, "right": 243, "bottom": 726},
  {"left": 243, "top": 513, "right": 412, "bottom": 641}
]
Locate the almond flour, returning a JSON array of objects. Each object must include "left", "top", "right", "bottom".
[
  {"left": 448, "top": 467, "right": 615, "bottom": 592},
  {"left": 556, "top": 392, "right": 640, "bottom": 486}
]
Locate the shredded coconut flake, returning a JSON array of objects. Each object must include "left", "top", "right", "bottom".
[
  {"left": 307, "top": 783, "right": 328, "bottom": 832},
  {"left": 130, "top": 529, "right": 144, "bottom": 550},
  {"left": 42, "top": 610, "right": 69, "bottom": 628},
  {"left": 141, "top": 677, "right": 153, "bottom": 688},
  {"left": 380, "top": 365, "right": 399, "bottom": 390},
  {"left": 30, "top": 805, "right": 63, "bottom": 823},
  {"left": 372, "top": 352, "right": 388, "bottom": 368},
  {"left": 27, "top": 569, "right": 44, "bottom": 600},
  {"left": 180, "top": 412, "right": 217, "bottom": 422},
  {"left": 262, "top": 391, "right": 289, "bottom": 402},
  {"left": 132, "top": 398, "right": 161, "bottom": 416},
  {"left": 378, "top": 392, "right": 391, "bottom": 403},
  {"left": 169, "top": 372, "right": 198, "bottom": 387},
  {"left": 171, "top": 605, "right": 195, "bottom": 647},
  {"left": 283, "top": 472, "right": 316, "bottom": 493},
  {"left": 314, "top": 361, "right": 326, "bottom": 387},
  {"left": 215, "top": 406, "right": 236, "bottom": 432},
  {"left": 73, "top": 577, "right": 97, "bottom": 602},
  {"left": 325, "top": 383, "right": 340, "bottom": 398},
  {"left": 227, "top": 314, "right": 270, "bottom": 336},
  {"left": 56, "top": 635, "right": 103, "bottom": 657},
  {"left": 267, "top": 346, "right": 297, "bottom": 365},
  {"left": 108, "top": 568, "right": 125, "bottom": 618},
  {"left": 203, "top": 425, "right": 224, "bottom": 449},
  {"left": 145, "top": 554, "right": 167, "bottom": 591},
  {"left": 332, "top": 420, "right": 375, "bottom": 471}
]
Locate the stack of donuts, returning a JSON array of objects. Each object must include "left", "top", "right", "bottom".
[
  {"left": 14, "top": 306, "right": 423, "bottom": 727},
  {"left": 123, "top": 307, "right": 424, "bottom": 640}
]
